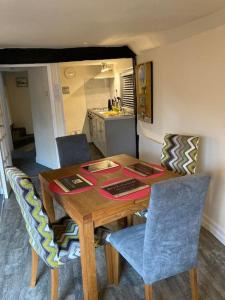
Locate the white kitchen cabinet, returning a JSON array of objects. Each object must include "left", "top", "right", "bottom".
[
  {"left": 90, "top": 110, "right": 136, "bottom": 157},
  {"left": 92, "top": 114, "right": 98, "bottom": 146},
  {"left": 92, "top": 114, "right": 106, "bottom": 155}
]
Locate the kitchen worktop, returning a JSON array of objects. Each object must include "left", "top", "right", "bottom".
[{"left": 88, "top": 108, "right": 135, "bottom": 120}]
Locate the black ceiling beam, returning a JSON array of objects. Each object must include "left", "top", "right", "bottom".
[{"left": 0, "top": 46, "right": 136, "bottom": 64}]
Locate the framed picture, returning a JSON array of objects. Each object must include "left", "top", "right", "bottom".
[
  {"left": 16, "top": 77, "right": 28, "bottom": 87},
  {"left": 136, "top": 61, "right": 153, "bottom": 123}
]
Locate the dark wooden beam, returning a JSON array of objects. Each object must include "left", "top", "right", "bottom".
[{"left": 0, "top": 46, "right": 135, "bottom": 64}]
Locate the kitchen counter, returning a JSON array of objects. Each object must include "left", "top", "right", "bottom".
[
  {"left": 87, "top": 109, "right": 135, "bottom": 120},
  {"left": 88, "top": 108, "right": 136, "bottom": 157}
]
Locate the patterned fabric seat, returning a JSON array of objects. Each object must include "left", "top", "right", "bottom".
[
  {"left": 135, "top": 133, "right": 200, "bottom": 219},
  {"left": 6, "top": 167, "right": 61, "bottom": 268},
  {"left": 6, "top": 166, "right": 109, "bottom": 299},
  {"left": 6, "top": 166, "right": 108, "bottom": 267},
  {"left": 51, "top": 217, "right": 80, "bottom": 264},
  {"left": 51, "top": 217, "right": 108, "bottom": 264},
  {"left": 161, "top": 134, "right": 199, "bottom": 176}
]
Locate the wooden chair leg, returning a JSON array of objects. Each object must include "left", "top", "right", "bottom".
[
  {"left": 189, "top": 268, "right": 199, "bottom": 300},
  {"left": 30, "top": 248, "right": 39, "bottom": 287},
  {"left": 111, "top": 246, "right": 120, "bottom": 285},
  {"left": 126, "top": 215, "right": 133, "bottom": 226},
  {"left": 105, "top": 244, "right": 114, "bottom": 284},
  {"left": 51, "top": 268, "right": 59, "bottom": 300},
  {"left": 144, "top": 284, "right": 153, "bottom": 300}
]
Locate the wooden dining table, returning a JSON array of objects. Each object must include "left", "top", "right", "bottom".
[{"left": 39, "top": 154, "right": 177, "bottom": 300}]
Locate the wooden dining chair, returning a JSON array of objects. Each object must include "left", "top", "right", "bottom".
[
  {"left": 135, "top": 133, "right": 200, "bottom": 219},
  {"left": 6, "top": 167, "right": 105, "bottom": 300},
  {"left": 56, "top": 133, "right": 91, "bottom": 167},
  {"left": 105, "top": 174, "right": 210, "bottom": 299}
]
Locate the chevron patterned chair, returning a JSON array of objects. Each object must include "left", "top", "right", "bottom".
[
  {"left": 6, "top": 167, "right": 106, "bottom": 300},
  {"left": 106, "top": 175, "right": 211, "bottom": 300},
  {"left": 161, "top": 133, "right": 200, "bottom": 176},
  {"left": 135, "top": 133, "right": 200, "bottom": 219}
]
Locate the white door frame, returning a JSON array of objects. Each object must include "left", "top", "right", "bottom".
[
  {"left": 0, "top": 63, "right": 66, "bottom": 138},
  {"left": 0, "top": 63, "right": 66, "bottom": 170},
  {"left": 0, "top": 73, "right": 13, "bottom": 198},
  {"left": 47, "top": 64, "right": 66, "bottom": 138}
]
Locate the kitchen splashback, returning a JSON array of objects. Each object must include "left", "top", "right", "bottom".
[{"left": 84, "top": 78, "right": 113, "bottom": 109}]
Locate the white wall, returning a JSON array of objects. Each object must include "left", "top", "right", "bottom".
[
  {"left": 60, "top": 64, "right": 111, "bottom": 137},
  {"left": 28, "top": 67, "right": 59, "bottom": 169},
  {"left": 4, "top": 71, "right": 34, "bottom": 134},
  {"left": 113, "top": 59, "right": 133, "bottom": 97},
  {"left": 60, "top": 59, "right": 134, "bottom": 138},
  {"left": 48, "top": 63, "right": 66, "bottom": 139},
  {"left": 85, "top": 78, "right": 112, "bottom": 109},
  {"left": 138, "top": 25, "right": 225, "bottom": 245}
]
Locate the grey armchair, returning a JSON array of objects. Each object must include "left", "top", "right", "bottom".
[
  {"left": 106, "top": 174, "right": 210, "bottom": 299},
  {"left": 56, "top": 134, "right": 91, "bottom": 167}
]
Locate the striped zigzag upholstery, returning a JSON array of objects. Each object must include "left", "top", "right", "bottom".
[
  {"left": 135, "top": 134, "right": 199, "bottom": 219},
  {"left": 6, "top": 167, "right": 81, "bottom": 268},
  {"left": 161, "top": 134, "right": 199, "bottom": 176},
  {"left": 52, "top": 217, "right": 80, "bottom": 264}
]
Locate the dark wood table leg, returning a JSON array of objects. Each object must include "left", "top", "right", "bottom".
[
  {"left": 79, "top": 217, "right": 98, "bottom": 300},
  {"left": 40, "top": 179, "right": 55, "bottom": 222}
]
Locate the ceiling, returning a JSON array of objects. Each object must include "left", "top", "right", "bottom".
[{"left": 1, "top": 0, "right": 225, "bottom": 53}]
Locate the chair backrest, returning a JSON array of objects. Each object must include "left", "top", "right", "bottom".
[
  {"left": 161, "top": 134, "right": 199, "bottom": 175},
  {"left": 143, "top": 174, "right": 210, "bottom": 284},
  {"left": 56, "top": 134, "right": 91, "bottom": 167},
  {"left": 6, "top": 167, "right": 61, "bottom": 268}
]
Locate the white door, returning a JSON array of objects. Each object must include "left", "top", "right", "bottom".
[
  {"left": 47, "top": 64, "right": 66, "bottom": 138},
  {"left": 0, "top": 74, "right": 12, "bottom": 199},
  {"left": 28, "top": 67, "right": 60, "bottom": 169}
]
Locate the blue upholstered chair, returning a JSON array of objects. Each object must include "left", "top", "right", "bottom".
[
  {"left": 56, "top": 134, "right": 91, "bottom": 167},
  {"left": 106, "top": 175, "right": 210, "bottom": 300}
]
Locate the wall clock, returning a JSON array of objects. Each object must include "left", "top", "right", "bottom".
[{"left": 64, "top": 67, "right": 76, "bottom": 79}]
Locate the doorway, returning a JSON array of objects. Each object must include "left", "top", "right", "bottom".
[
  {"left": 0, "top": 66, "right": 59, "bottom": 176},
  {"left": 2, "top": 70, "right": 37, "bottom": 172},
  {"left": 58, "top": 58, "right": 136, "bottom": 157}
]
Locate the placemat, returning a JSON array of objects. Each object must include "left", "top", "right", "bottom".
[
  {"left": 49, "top": 173, "right": 97, "bottom": 195},
  {"left": 98, "top": 177, "right": 150, "bottom": 201},
  {"left": 123, "top": 163, "right": 165, "bottom": 180},
  {"left": 80, "top": 160, "right": 121, "bottom": 175}
]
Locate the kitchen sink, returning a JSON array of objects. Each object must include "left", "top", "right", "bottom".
[{"left": 99, "top": 111, "right": 133, "bottom": 117}]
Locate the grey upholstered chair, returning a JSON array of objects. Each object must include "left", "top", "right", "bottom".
[
  {"left": 106, "top": 175, "right": 210, "bottom": 300},
  {"left": 56, "top": 134, "right": 91, "bottom": 167}
]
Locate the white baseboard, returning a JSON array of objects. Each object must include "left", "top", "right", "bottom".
[{"left": 202, "top": 214, "right": 225, "bottom": 245}]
